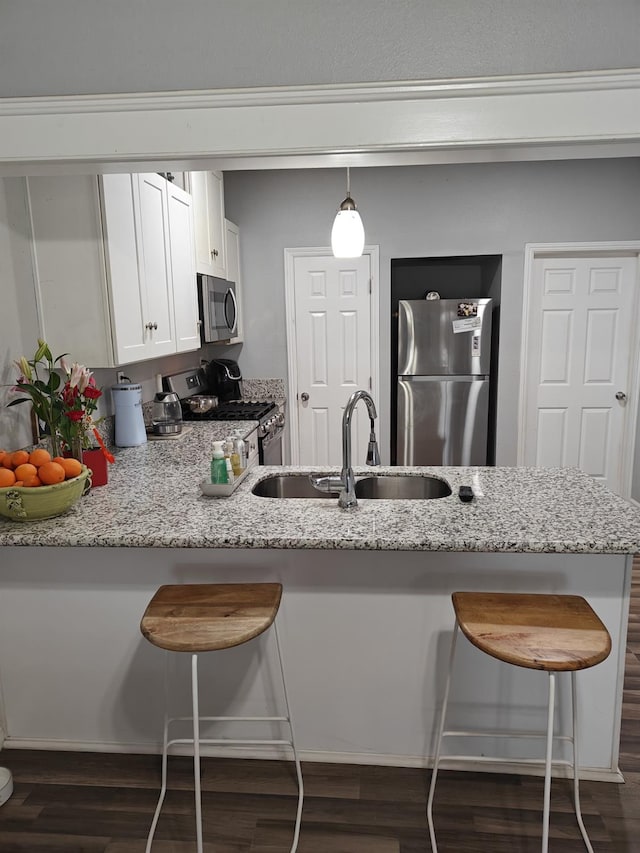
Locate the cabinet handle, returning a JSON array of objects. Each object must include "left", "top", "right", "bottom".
[
  {"left": 211, "top": 249, "right": 218, "bottom": 259},
  {"left": 145, "top": 321, "right": 158, "bottom": 331},
  {"left": 152, "top": 322, "right": 158, "bottom": 330}
]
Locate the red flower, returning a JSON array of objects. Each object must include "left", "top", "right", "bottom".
[
  {"left": 64, "top": 410, "right": 84, "bottom": 421},
  {"left": 83, "top": 386, "right": 102, "bottom": 400},
  {"left": 62, "top": 384, "right": 79, "bottom": 405}
]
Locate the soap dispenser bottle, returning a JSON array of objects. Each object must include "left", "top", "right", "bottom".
[
  {"left": 223, "top": 438, "right": 235, "bottom": 483},
  {"left": 232, "top": 429, "right": 247, "bottom": 472},
  {"left": 210, "top": 441, "right": 229, "bottom": 484}
]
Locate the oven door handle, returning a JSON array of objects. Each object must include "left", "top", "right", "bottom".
[{"left": 260, "top": 426, "right": 284, "bottom": 446}]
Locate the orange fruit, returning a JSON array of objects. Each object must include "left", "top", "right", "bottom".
[
  {"left": 38, "top": 461, "right": 65, "bottom": 485},
  {"left": 22, "top": 474, "right": 42, "bottom": 487},
  {"left": 14, "top": 462, "right": 38, "bottom": 482},
  {"left": 52, "top": 456, "right": 67, "bottom": 467},
  {"left": 29, "top": 448, "right": 51, "bottom": 467},
  {"left": 10, "top": 450, "right": 29, "bottom": 468},
  {"left": 14, "top": 481, "right": 24, "bottom": 487},
  {"left": 1, "top": 454, "right": 14, "bottom": 470},
  {"left": 59, "top": 457, "right": 82, "bottom": 479},
  {"left": 0, "top": 468, "right": 16, "bottom": 487}
]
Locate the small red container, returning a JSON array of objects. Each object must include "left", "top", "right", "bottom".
[{"left": 81, "top": 448, "right": 108, "bottom": 487}]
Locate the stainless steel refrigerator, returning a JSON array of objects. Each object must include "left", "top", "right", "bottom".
[{"left": 396, "top": 298, "right": 493, "bottom": 465}]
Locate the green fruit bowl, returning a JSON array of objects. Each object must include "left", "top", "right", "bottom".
[{"left": 0, "top": 465, "right": 92, "bottom": 521}]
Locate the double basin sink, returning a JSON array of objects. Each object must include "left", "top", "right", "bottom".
[{"left": 252, "top": 474, "right": 451, "bottom": 500}]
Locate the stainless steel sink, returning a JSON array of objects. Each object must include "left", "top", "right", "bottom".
[
  {"left": 355, "top": 475, "right": 451, "bottom": 500},
  {"left": 251, "top": 474, "right": 450, "bottom": 499},
  {"left": 251, "top": 475, "right": 339, "bottom": 499}
]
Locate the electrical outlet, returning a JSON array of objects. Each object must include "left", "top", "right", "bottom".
[{"left": 116, "top": 371, "right": 127, "bottom": 384}]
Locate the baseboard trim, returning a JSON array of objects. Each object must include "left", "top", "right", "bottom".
[{"left": 3, "top": 738, "right": 624, "bottom": 783}]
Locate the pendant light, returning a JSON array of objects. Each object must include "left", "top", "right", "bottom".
[{"left": 331, "top": 167, "right": 365, "bottom": 258}]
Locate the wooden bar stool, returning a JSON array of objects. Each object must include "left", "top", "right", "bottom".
[
  {"left": 427, "top": 591, "right": 611, "bottom": 853},
  {"left": 140, "top": 583, "right": 304, "bottom": 853}
]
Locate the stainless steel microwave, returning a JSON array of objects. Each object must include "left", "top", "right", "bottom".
[{"left": 197, "top": 274, "right": 238, "bottom": 343}]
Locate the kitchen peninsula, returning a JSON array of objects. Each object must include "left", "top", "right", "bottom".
[{"left": 1, "top": 422, "right": 639, "bottom": 782}]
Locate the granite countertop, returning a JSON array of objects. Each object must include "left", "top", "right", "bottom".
[{"left": 2, "top": 422, "right": 640, "bottom": 553}]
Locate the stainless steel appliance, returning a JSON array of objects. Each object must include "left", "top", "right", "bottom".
[
  {"left": 164, "top": 365, "right": 285, "bottom": 465},
  {"left": 396, "top": 298, "right": 493, "bottom": 465},
  {"left": 150, "top": 391, "right": 183, "bottom": 435},
  {"left": 197, "top": 274, "right": 238, "bottom": 343}
]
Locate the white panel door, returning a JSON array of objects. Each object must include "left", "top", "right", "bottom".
[
  {"left": 293, "top": 254, "right": 372, "bottom": 466},
  {"left": 522, "top": 253, "right": 638, "bottom": 494}
]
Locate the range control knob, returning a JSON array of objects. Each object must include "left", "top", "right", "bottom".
[{"left": 276, "top": 412, "right": 285, "bottom": 427}]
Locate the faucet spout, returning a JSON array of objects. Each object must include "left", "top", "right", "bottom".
[
  {"left": 339, "top": 389, "right": 379, "bottom": 509},
  {"left": 309, "top": 388, "right": 380, "bottom": 508}
]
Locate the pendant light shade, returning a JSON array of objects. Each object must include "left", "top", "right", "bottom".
[{"left": 331, "top": 168, "right": 365, "bottom": 258}]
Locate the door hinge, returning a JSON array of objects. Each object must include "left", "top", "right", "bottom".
[
  {"left": 369, "top": 376, "right": 372, "bottom": 390},
  {"left": 369, "top": 278, "right": 372, "bottom": 294}
]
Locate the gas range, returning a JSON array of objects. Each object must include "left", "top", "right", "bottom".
[
  {"left": 164, "top": 366, "right": 285, "bottom": 464},
  {"left": 182, "top": 399, "right": 283, "bottom": 437}
]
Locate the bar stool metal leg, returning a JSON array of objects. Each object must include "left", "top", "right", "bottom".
[
  {"left": 426, "top": 619, "right": 459, "bottom": 853},
  {"left": 571, "top": 671, "right": 595, "bottom": 853},
  {"left": 145, "top": 653, "right": 171, "bottom": 853},
  {"left": 542, "top": 672, "right": 555, "bottom": 853},
  {"left": 274, "top": 619, "right": 304, "bottom": 853},
  {"left": 192, "top": 654, "right": 204, "bottom": 853}
]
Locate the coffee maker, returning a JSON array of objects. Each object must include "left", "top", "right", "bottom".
[
  {"left": 206, "top": 359, "right": 243, "bottom": 402},
  {"left": 112, "top": 382, "right": 147, "bottom": 446}
]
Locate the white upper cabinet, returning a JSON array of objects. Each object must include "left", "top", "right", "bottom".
[
  {"left": 191, "top": 170, "right": 227, "bottom": 278},
  {"left": 27, "top": 175, "right": 114, "bottom": 367},
  {"left": 27, "top": 173, "right": 200, "bottom": 367}
]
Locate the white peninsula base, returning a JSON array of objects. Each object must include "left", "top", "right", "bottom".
[{"left": 0, "top": 547, "right": 632, "bottom": 783}]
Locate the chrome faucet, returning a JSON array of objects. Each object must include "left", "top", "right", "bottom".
[{"left": 310, "top": 389, "right": 380, "bottom": 508}]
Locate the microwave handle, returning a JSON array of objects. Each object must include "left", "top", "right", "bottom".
[{"left": 224, "top": 287, "right": 238, "bottom": 335}]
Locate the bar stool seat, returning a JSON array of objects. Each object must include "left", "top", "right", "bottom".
[
  {"left": 141, "top": 583, "right": 303, "bottom": 853},
  {"left": 427, "top": 591, "right": 611, "bottom": 853}
]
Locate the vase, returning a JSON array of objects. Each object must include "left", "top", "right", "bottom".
[
  {"left": 46, "top": 433, "right": 62, "bottom": 459},
  {"left": 70, "top": 435, "right": 84, "bottom": 463}
]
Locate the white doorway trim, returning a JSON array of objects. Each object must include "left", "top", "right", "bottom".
[
  {"left": 284, "top": 246, "right": 380, "bottom": 465},
  {"left": 518, "top": 241, "right": 640, "bottom": 498}
]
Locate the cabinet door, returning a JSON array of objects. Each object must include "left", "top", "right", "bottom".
[
  {"left": 100, "top": 173, "right": 149, "bottom": 364},
  {"left": 191, "top": 170, "right": 226, "bottom": 277},
  {"left": 167, "top": 182, "right": 200, "bottom": 352},
  {"left": 134, "top": 173, "right": 176, "bottom": 358},
  {"left": 224, "top": 219, "right": 243, "bottom": 344},
  {"left": 27, "top": 175, "right": 114, "bottom": 367}
]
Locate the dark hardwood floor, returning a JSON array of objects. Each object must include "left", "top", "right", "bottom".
[{"left": 1, "top": 564, "right": 639, "bottom": 852}]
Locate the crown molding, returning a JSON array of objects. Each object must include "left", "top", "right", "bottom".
[{"left": 1, "top": 69, "right": 640, "bottom": 174}]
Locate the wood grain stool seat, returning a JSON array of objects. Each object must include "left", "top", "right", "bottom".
[
  {"left": 427, "top": 592, "right": 612, "bottom": 853},
  {"left": 140, "top": 583, "right": 303, "bottom": 853}
]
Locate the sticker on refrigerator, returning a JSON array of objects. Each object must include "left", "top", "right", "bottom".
[
  {"left": 457, "top": 302, "right": 478, "bottom": 318},
  {"left": 472, "top": 334, "right": 481, "bottom": 357},
  {"left": 452, "top": 316, "right": 481, "bottom": 333}
]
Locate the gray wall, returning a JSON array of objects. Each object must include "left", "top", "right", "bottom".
[
  {"left": 1, "top": 1, "right": 639, "bottom": 97},
  {"left": 224, "top": 159, "right": 640, "bottom": 466}
]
